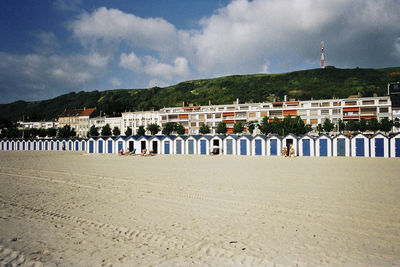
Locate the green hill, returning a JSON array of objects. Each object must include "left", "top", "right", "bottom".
[{"left": 1, "top": 66, "right": 400, "bottom": 122}]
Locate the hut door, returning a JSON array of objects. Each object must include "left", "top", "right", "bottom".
[
  {"left": 200, "top": 140, "right": 207, "bottom": 155},
  {"left": 337, "top": 138, "right": 345, "bottom": 156},
  {"left": 227, "top": 139, "right": 233, "bottom": 155},
  {"left": 255, "top": 139, "right": 262, "bottom": 155},
  {"left": 22, "top": 142, "right": 25, "bottom": 150},
  {"left": 108, "top": 140, "right": 113, "bottom": 153},
  {"left": 69, "top": 142, "right": 72, "bottom": 151},
  {"left": 270, "top": 139, "right": 277, "bottom": 155},
  {"left": 396, "top": 139, "right": 400, "bottom": 157},
  {"left": 164, "top": 141, "right": 170, "bottom": 154},
  {"left": 176, "top": 140, "right": 182, "bottom": 154},
  {"left": 375, "top": 138, "right": 384, "bottom": 157},
  {"left": 89, "top": 141, "right": 94, "bottom": 153},
  {"left": 129, "top": 141, "right": 134, "bottom": 152},
  {"left": 319, "top": 139, "right": 327, "bottom": 156},
  {"left": 11, "top": 142, "right": 14, "bottom": 150},
  {"left": 302, "top": 139, "right": 310, "bottom": 156},
  {"left": 240, "top": 139, "right": 247, "bottom": 155},
  {"left": 98, "top": 140, "right": 103, "bottom": 153},
  {"left": 286, "top": 139, "right": 293, "bottom": 151},
  {"left": 141, "top": 141, "right": 146, "bottom": 150},
  {"left": 355, "top": 138, "right": 364, "bottom": 156},
  {"left": 82, "top": 142, "right": 85, "bottom": 151},
  {"left": 152, "top": 141, "right": 158, "bottom": 153},
  {"left": 118, "top": 141, "right": 123, "bottom": 152},
  {"left": 188, "top": 140, "right": 194, "bottom": 154}
]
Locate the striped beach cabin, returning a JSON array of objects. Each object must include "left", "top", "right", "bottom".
[
  {"left": 210, "top": 135, "right": 225, "bottom": 155},
  {"left": 370, "top": 133, "right": 389, "bottom": 158},
  {"left": 390, "top": 133, "right": 400, "bottom": 157},
  {"left": 351, "top": 133, "right": 370, "bottom": 157},
  {"left": 237, "top": 135, "right": 252, "bottom": 156},
  {"left": 315, "top": 134, "right": 332, "bottom": 157},
  {"left": 198, "top": 135, "right": 212, "bottom": 155},
  {"left": 298, "top": 134, "right": 315, "bottom": 157},
  {"left": 137, "top": 135, "right": 151, "bottom": 153},
  {"left": 115, "top": 136, "right": 127, "bottom": 154},
  {"left": 161, "top": 135, "right": 175, "bottom": 154},
  {"left": 266, "top": 134, "right": 282, "bottom": 156},
  {"left": 49, "top": 139, "right": 56, "bottom": 151},
  {"left": 282, "top": 133, "right": 298, "bottom": 156},
  {"left": 333, "top": 134, "right": 350, "bottom": 157},
  {"left": 174, "top": 135, "right": 187, "bottom": 154},
  {"left": 0, "top": 140, "right": 4, "bottom": 150},
  {"left": 11, "top": 140, "right": 16, "bottom": 151},
  {"left": 149, "top": 136, "right": 163, "bottom": 154},
  {"left": 105, "top": 136, "right": 116, "bottom": 154},
  {"left": 252, "top": 135, "right": 267, "bottom": 156},
  {"left": 223, "top": 135, "right": 238, "bottom": 155},
  {"left": 126, "top": 136, "right": 139, "bottom": 154},
  {"left": 186, "top": 135, "right": 200, "bottom": 155},
  {"left": 87, "top": 137, "right": 97, "bottom": 153}
]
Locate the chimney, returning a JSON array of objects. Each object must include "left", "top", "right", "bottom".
[
  {"left": 284, "top": 95, "right": 288, "bottom": 102},
  {"left": 236, "top": 98, "right": 239, "bottom": 104}
]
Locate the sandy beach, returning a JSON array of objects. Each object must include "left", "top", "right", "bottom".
[{"left": 0, "top": 151, "right": 399, "bottom": 266}]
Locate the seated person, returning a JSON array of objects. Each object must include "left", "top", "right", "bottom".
[
  {"left": 281, "top": 147, "right": 287, "bottom": 157},
  {"left": 130, "top": 148, "right": 136, "bottom": 155},
  {"left": 125, "top": 148, "right": 130, "bottom": 155},
  {"left": 141, "top": 149, "right": 147, "bottom": 156},
  {"left": 211, "top": 147, "right": 219, "bottom": 155},
  {"left": 119, "top": 148, "right": 124, "bottom": 155},
  {"left": 289, "top": 146, "right": 295, "bottom": 157}
]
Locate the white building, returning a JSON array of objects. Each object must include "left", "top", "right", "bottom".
[{"left": 121, "top": 111, "right": 160, "bottom": 135}]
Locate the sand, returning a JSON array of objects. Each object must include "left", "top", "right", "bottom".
[{"left": 0, "top": 151, "right": 399, "bottom": 266}]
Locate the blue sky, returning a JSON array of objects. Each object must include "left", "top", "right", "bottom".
[{"left": 1, "top": 0, "right": 400, "bottom": 104}]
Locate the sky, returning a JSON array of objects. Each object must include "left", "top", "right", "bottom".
[{"left": 1, "top": 0, "right": 400, "bottom": 104}]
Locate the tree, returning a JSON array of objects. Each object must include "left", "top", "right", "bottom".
[
  {"left": 88, "top": 125, "right": 99, "bottom": 137},
  {"left": 323, "top": 118, "right": 334, "bottom": 133},
  {"left": 305, "top": 124, "right": 313, "bottom": 133},
  {"left": 216, "top": 122, "right": 227, "bottom": 134},
  {"left": 316, "top": 124, "right": 324, "bottom": 134},
  {"left": 233, "top": 122, "right": 244, "bottom": 134},
  {"left": 112, "top": 126, "right": 120, "bottom": 136},
  {"left": 57, "top": 125, "right": 76, "bottom": 138},
  {"left": 247, "top": 121, "right": 257, "bottom": 135},
  {"left": 293, "top": 116, "right": 307, "bottom": 136},
  {"left": 258, "top": 116, "right": 272, "bottom": 135},
  {"left": 338, "top": 119, "right": 345, "bottom": 133},
  {"left": 46, "top": 128, "right": 57, "bottom": 137},
  {"left": 270, "top": 117, "right": 282, "bottom": 135},
  {"left": 176, "top": 124, "right": 185, "bottom": 135},
  {"left": 38, "top": 128, "right": 47, "bottom": 138},
  {"left": 345, "top": 120, "right": 359, "bottom": 132},
  {"left": 146, "top": 123, "right": 161, "bottom": 135},
  {"left": 380, "top": 117, "right": 392, "bottom": 133},
  {"left": 199, "top": 123, "right": 210, "bottom": 134},
  {"left": 358, "top": 118, "right": 367, "bottom": 132},
  {"left": 367, "top": 118, "right": 380, "bottom": 133},
  {"left": 125, "top": 126, "right": 132, "bottom": 136},
  {"left": 101, "top": 124, "right": 112, "bottom": 136},
  {"left": 162, "top": 122, "right": 177, "bottom": 135},
  {"left": 137, "top": 125, "right": 145, "bottom": 136}
]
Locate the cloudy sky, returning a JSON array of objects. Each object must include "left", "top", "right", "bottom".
[{"left": 1, "top": 0, "right": 400, "bottom": 104}]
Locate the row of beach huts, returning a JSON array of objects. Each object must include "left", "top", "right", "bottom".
[{"left": 1, "top": 132, "right": 400, "bottom": 158}]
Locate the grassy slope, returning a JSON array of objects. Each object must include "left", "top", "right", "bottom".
[{"left": 1, "top": 66, "right": 399, "bottom": 122}]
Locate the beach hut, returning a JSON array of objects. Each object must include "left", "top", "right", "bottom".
[
  {"left": 105, "top": 136, "right": 115, "bottom": 154},
  {"left": 315, "top": 134, "right": 332, "bottom": 157},
  {"left": 10, "top": 140, "right": 15, "bottom": 151},
  {"left": 21, "top": 140, "right": 26, "bottom": 150},
  {"left": 332, "top": 134, "right": 350, "bottom": 157},
  {"left": 210, "top": 135, "right": 225, "bottom": 155},
  {"left": 0, "top": 140, "right": 4, "bottom": 150},
  {"left": 26, "top": 140, "right": 32, "bottom": 150},
  {"left": 38, "top": 140, "right": 45, "bottom": 151},
  {"left": 252, "top": 135, "right": 267, "bottom": 156},
  {"left": 15, "top": 140, "right": 20, "bottom": 150},
  {"left": 43, "top": 140, "right": 49, "bottom": 151},
  {"left": 390, "top": 133, "right": 400, "bottom": 157},
  {"left": 282, "top": 133, "right": 298, "bottom": 156},
  {"left": 198, "top": 135, "right": 212, "bottom": 155},
  {"left": 173, "top": 135, "right": 187, "bottom": 154},
  {"left": 136, "top": 135, "right": 151, "bottom": 154},
  {"left": 74, "top": 139, "right": 80, "bottom": 151},
  {"left": 96, "top": 137, "right": 106, "bottom": 154},
  {"left": 266, "top": 134, "right": 282, "bottom": 156},
  {"left": 223, "top": 135, "right": 239, "bottom": 155},
  {"left": 80, "top": 139, "right": 86, "bottom": 151},
  {"left": 87, "top": 137, "right": 97, "bottom": 153},
  {"left": 149, "top": 136, "right": 163, "bottom": 154},
  {"left": 49, "top": 139, "right": 55, "bottom": 151},
  {"left": 114, "top": 136, "right": 127, "bottom": 154},
  {"left": 33, "top": 140, "right": 39, "bottom": 151},
  {"left": 186, "top": 135, "right": 200, "bottom": 155},
  {"left": 237, "top": 135, "right": 253, "bottom": 156},
  {"left": 66, "top": 139, "right": 73, "bottom": 151},
  {"left": 298, "top": 134, "right": 315, "bottom": 157},
  {"left": 370, "top": 132, "right": 389, "bottom": 158},
  {"left": 351, "top": 133, "right": 370, "bottom": 157},
  {"left": 161, "top": 135, "right": 175, "bottom": 154}
]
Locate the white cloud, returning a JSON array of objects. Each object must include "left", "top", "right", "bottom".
[
  {"left": 110, "top": 78, "right": 122, "bottom": 87},
  {"left": 119, "top": 52, "right": 142, "bottom": 72},
  {"left": 70, "top": 7, "right": 178, "bottom": 55},
  {"left": 34, "top": 31, "right": 59, "bottom": 55}
]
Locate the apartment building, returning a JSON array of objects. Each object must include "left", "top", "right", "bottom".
[
  {"left": 17, "top": 121, "right": 59, "bottom": 130},
  {"left": 159, "top": 96, "right": 396, "bottom": 134},
  {"left": 121, "top": 111, "right": 160, "bottom": 135},
  {"left": 58, "top": 108, "right": 97, "bottom": 137},
  {"left": 89, "top": 116, "right": 122, "bottom": 132}
]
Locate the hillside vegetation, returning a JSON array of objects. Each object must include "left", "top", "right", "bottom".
[{"left": 1, "top": 66, "right": 399, "bottom": 122}]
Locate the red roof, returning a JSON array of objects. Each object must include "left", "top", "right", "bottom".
[
  {"left": 60, "top": 107, "right": 96, "bottom": 117},
  {"left": 80, "top": 108, "right": 96, "bottom": 116}
]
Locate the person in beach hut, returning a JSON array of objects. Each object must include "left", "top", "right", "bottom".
[
  {"left": 125, "top": 147, "right": 130, "bottom": 155},
  {"left": 129, "top": 148, "right": 136, "bottom": 155},
  {"left": 211, "top": 147, "right": 219, "bottom": 155},
  {"left": 119, "top": 148, "right": 124, "bottom": 155},
  {"left": 281, "top": 146, "right": 287, "bottom": 157},
  {"left": 289, "top": 145, "right": 295, "bottom": 157},
  {"left": 141, "top": 149, "right": 147, "bottom": 156}
]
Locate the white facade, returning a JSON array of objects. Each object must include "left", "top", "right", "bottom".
[{"left": 121, "top": 111, "right": 160, "bottom": 135}]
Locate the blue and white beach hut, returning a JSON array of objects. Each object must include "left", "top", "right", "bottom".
[
  {"left": 298, "top": 134, "right": 315, "bottom": 157},
  {"left": 96, "top": 137, "right": 106, "bottom": 154},
  {"left": 49, "top": 139, "right": 55, "bottom": 150},
  {"left": 252, "top": 135, "right": 267, "bottom": 156},
  {"left": 80, "top": 139, "right": 87, "bottom": 151},
  {"left": 21, "top": 140, "right": 26, "bottom": 150},
  {"left": 39, "top": 140, "right": 45, "bottom": 150},
  {"left": 210, "top": 135, "right": 225, "bottom": 155},
  {"left": 105, "top": 136, "right": 115, "bottom": 154},
  {"left": 67, "top": 139, "right": 73, "bottom": 151},
  {"left": 237, "top": 135, "right": 253, "bottom": 156},
  {"left": 282, "top": 133, "right": 298, "bottom": 156},
  {"left": 149, "top": 135, "right": 163, "bottom": 154},
  {"left": 136, "top": 135, "right": 151, "bottom": 153},
  {"left": 16, "top": 140, "right": 21, "bottom": 150},
  {"left": 161, "top": 135, "right": 175, "bottom": 154},
  {"left": 390, "top": 132, "right": 400, "bottom": 157},
  {"left": 266, "top": 134, "right": 282, "bottom": 156},
  {"left": 198, "top": 135, "right": 212, "bottom": 155},
  {"left": 127, "top": 136, "right": 139, "bottom": 153},
  {"left": 223, "top": 134, "right": 239, "bottom": 155},
  {"left": 315, "top": 134, "right": 332, "bottom": 157},
  {"left": 0, "top": 140, "right": 4, "bottom": 150},
  {"left": 43, "top": 140, "right": 49, "bottom": 150},
  {"left": 173, "top": 135, "right": 187, "bottom": 154},
  {"left": 87, "top": 137, "right": 97, "bottom": 153},
  {"left": 74, "top": 139, "right": 81, "bottom": 151},
  {"left": 10, "top": 140, "right": 15, "bottom": 150},
  {"left": 26, "top": 140, "right": 32, "bottom": 150},
  {"left": 114, "top": 136, "right": 127, "bottom": 154},
  {"left": 33, "top": 140, "right": 39, "bottom": 150},
  {"left": 370, "top": 132, "right": 389, "bottom": 158},
  {"left": 351, "top": 133, "right": 370, "bottom": 157},
  {"left": 332, "top": 134, "right": 350, "bottom": 157},
  {"left": 186, "top": 135, "right": 200, "bottom": 155}
]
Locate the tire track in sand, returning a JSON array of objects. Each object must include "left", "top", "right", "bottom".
[{"left": 0, "top": 243, "right": 43, "bottom": 267}]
